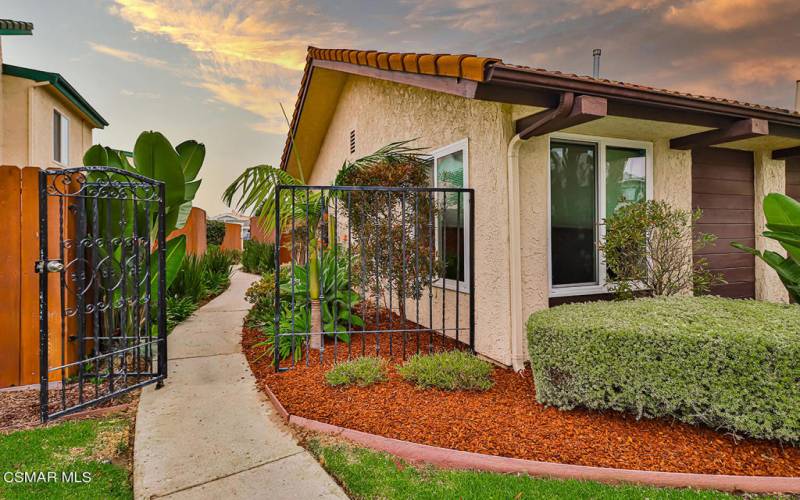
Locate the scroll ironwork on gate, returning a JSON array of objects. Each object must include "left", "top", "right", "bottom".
[
  {"left": 272, "top": 185, "right": 475, "bottom": 372},
  {"left": 37, "top": 166, "right": 168, "bottom": 422}
]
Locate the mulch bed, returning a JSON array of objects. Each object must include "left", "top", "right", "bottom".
[
  {"left": 0, "top": 382, "right": 138, "bottom": 430},
  {"left": 243, "top": 306, "right": 800, "bottom": 477}
]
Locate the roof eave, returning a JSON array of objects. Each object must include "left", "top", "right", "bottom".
[{"left": 486, "top": 64, "right": 800, "bottom": 130}]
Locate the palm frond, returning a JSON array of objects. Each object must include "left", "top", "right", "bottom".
[{"left": 334, "top": 139, "right": 431, "bottom": 186}]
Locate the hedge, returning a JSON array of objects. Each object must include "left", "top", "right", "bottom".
[{"left": 526, "top": 296, "right": 800, "bottom": 443}]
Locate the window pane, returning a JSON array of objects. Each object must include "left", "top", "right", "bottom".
[
  {"left": 550, "top": 141, "right": 597, "bottom": 286},
  {"left": 53, "top": 111, "right": 61, "bottom": 163},
  {"left": 437, "top": 150, "right": 464, "bottom": 282},
  {"left": 606, "top": 146, "right": 646, "bottom": 215}
]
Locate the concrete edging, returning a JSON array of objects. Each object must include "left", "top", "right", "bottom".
[{"left": 261, "top": 383, "right": 800, "bottom": 494}]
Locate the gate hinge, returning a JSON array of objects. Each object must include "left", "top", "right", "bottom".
[{"left": 35, "top": 260, "right": 64, "bottom": 273}]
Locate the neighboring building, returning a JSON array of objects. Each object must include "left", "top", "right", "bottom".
[
  {"left": 0, "top": 19, "right": 108, "bottom": 168},
  {"left": 282, "top": 46, "right": 800, "bottom": 369}
]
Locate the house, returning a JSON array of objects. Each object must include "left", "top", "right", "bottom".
[
  {"left": 211, "top": 212, "right": 251, "bottom": 239},
  {"left": 280, "top": 47, "right": 800, "bottom": 370},
  {"left": 0, "top": 19, "right": 108, "bottom": 168}
]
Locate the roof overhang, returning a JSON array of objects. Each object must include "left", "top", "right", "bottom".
[
  {"left": 2, "top": 64, "right": 108, "bottom": 128},
  {"left": 281, "top": 47, "right": 800, "bottom": 171}
]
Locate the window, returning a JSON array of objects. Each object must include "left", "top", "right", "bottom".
[
  {"left": 549, "top": 133, "right": 651, "bottom": 296},
  {"left": 53, "top": 109, "right": 69, "bottom": 164},
  {"left": 431, "top": 139, "right": 469, "bottom": 290}
]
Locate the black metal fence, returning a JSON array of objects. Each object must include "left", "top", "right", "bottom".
[
  {"left": 38, "top": 167, "right": 167, "bottom": 421},
  {"left": 273, "top": 185, "right": 474, "bottom": 372}
]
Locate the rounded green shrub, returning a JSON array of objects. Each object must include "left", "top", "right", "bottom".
[
  {"left": 526, "top": 296, "right": 800, "bottom": 442},
  {"left": 398, "top": 351, "right": 493, "bottom": 391},
  {"left": 325, "top": 357, "right": 388, "bottom": 387}
]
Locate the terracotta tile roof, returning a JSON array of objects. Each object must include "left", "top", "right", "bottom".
[
  {"left": 495, "top": 62, "right": 800, "bottom": 118},
  {"left": 281, "top": 46, "right": 799, "bottom": 170},
  {"left": 307, "top": 47, "right": 500, "bottom": 82}
]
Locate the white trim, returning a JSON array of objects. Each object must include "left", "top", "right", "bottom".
[
  {"left": 547, "top": 132, "right": 653, "bottom": 298},
  {"left": 430, "top": 138, "right": 470, "bottom": 292}
]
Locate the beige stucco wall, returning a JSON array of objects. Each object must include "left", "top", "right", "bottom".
[
  {"left": 754, "top": 151, "right": 789, "bottom": 303},
  {"left": 1, "top": 75, "right": 94, "bottom": 168},
  {"left": 309, "top": 75, "right": 514, "bottom": 364}
]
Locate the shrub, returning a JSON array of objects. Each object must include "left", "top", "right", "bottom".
[
  {"left": 526, "top": 296, "right": 800, "bottom": 442},
  {"left": 166, "top": 295, "right": 196, "bottom": 331},
  {"left": 241, "top": 240, "right": 275, "bottom": 275},
  {"left": 207, "top": 220, "right": 226, "bottom": 246},
  {"left": 325, "top": 357, "right": 388, "bottom": 387},
  {"left": 398, "top": 351, "right": 493, "bottom": 391},
  {"left": 169, "top": 255, "right": 207, "bottom": 303},
  {"left": 599, "top": 200, "right": 721, "bottom": 299}
]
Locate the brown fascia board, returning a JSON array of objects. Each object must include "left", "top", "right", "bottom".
[
  {"left": 311, "top": 59, "right": 479, "bottom": 98},
  {"left": 484, "top": 64, "right": 800, "bottom": 131}
]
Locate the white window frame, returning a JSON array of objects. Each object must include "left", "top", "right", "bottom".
[
  {"left": 430, "top": 138, "right": 470, "bottom": 293},
  {"left": 547, "top": 132, "right": 653, "bottom": 298},
  {"left": 53, "top": 108, "right": 70, "bottom": 165}
]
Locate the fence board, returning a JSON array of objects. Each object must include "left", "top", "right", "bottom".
[{"left": 0, "top": 166, "right": 22, "bottom": 387}]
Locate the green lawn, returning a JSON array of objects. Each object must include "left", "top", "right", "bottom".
[
  {"left": 308, "top": 439, "right": 736, "bottom": 500},
  {"left": 0, "top": 416, "right": 133, "bottom": 500}
]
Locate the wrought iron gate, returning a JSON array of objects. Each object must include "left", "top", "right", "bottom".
[
  {"left": 272, "top": 185, "right": 475, "bottom": 372},
  {"left": 37, "top": 167, "right": 167, "bottom": 421}
]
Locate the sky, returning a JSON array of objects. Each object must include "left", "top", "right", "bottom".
[{"left": 3, "top": 0, "right": 799, "bottom": 216}]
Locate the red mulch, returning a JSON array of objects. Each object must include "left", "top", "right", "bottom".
[{"left": 242, "top": 309, "right": 800, "bottom": 477}]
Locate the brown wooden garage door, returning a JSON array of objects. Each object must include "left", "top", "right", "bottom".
[
  {"left": 787, "top": 157, "right": 800, "bottom": 201},
  {"left": 692, "top": 147, "right": 755, "bottom": 298}
]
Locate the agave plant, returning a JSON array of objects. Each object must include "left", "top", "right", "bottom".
[{"left": 733, "top": 193, "right": 800, "bottom": 302}]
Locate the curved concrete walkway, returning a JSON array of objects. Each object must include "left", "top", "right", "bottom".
[{"left": 133, "top": 269, "right": 347, "bottom": 500}]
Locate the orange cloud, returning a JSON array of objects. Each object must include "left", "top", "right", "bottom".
[
  {"left": 89, "top": 42, "right": 167, "bottom": 67},
  {"left": 110, "top": 0, "right": 353, "bottom": 133},
  {"left": 664, "top": 0, "right": 800, "bottom": 31}
]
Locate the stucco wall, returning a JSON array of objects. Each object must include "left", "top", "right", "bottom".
[
  {"left": 1, "top": 75, "right": 94, "bottom": 167},
  {"left": 753, "top": 151, "right": 789, "bottom": 303},
  {"left": 308, "top": 75, "right": 514, "bottom": 364}
]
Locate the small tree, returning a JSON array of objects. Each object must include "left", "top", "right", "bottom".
[
  {"left": 207, "top": 220, "right": 226, "bottom": 246},
  {"left": 599, "top": 200, "right": 722, "bottom": 299},
  {"left": 336, "top": 141, "right": 441, "bottom": 319}
]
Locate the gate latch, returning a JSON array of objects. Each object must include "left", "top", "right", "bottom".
[{"left": 35, "top": 260, "right": 64, "bottom": 274}]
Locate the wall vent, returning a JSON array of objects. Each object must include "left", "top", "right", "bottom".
[{"left": 349, "top": 129, "right": 356, "bottom": 154}]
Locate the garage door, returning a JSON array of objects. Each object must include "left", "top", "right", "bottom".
[{"left": 691, "top": 147, "right": 755, "bottom": 299}]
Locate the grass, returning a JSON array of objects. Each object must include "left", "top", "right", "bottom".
[
  {"left": 325, "top": 357, "right": 388, "bottom": 387},
  {"left": 398, "top": 350, "right": 493, "bottom": 391},
  {"left": 0, "top": 416, "right": 133, "bottom": 499},
  {"left": 307, "top": 439, "right": 736, "bottom": 500}
]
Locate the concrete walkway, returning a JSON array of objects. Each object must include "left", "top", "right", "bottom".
[{"left": 133, "top": 269, "right": 347, "bottom": 500}]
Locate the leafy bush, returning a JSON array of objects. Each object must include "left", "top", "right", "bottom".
[
  {"left": 526, "top": 296, "right": 800, "bottom": 442},
  {"left": 599, "top": 200, "right": 721, "bottom": 299},
  {"left": 170, "top": 255, "right": 207, "bottom": 303},
  {"left": 734, "top": 193, "right": 800, "bottom": 302},
  {"left": 207, "top": 220, "right": 226, "bottom": 246},
  {"left": 166, "top": 296, "right": 196, "bottom": 331},
  {"left": 325, "top": 357, "right": 388, "bottom": 387},
  {"left": 398, "top": 351, "right": 493, "bottom": 391},
  {"left": 241, "top": 240, "right": 275, "bottom": 275}
]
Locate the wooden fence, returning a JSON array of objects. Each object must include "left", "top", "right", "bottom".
[
  {"left": 221, "top": 222, "right": 243, "bottom": 252},
  {"left": 0, "top": 166, "right": 77, "bottom": 388},
  {"left": 168, "top": 207, "right": 207, "bottom": 256}
]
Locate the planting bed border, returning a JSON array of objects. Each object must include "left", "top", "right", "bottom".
[{"left": 261, "top": 383, "right": 800, "bottom": 494}]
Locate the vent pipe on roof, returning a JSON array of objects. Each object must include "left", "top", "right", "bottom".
[
  {"left": 795, "top": 80, "right": 800, "bottom": 112},
  {"left": 592, "top": 49, "right": 601, "bottom": 78}
]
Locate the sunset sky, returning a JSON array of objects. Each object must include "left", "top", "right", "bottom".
[{"left": 3, "top": 0, "right": 799, "bottom": 215}]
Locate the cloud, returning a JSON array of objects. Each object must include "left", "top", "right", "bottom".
[
  {"left": 664, "top": 0, "right": 800, "bottom": 31},
  {"left": 120, "top": 88, "right": 161, "bottom": 99},
  {"left": 109, "top": 0, "right": 354, "bottom": 133},
  {"left": 88, "top": 42, "right": 167, "bottom": 67}
]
